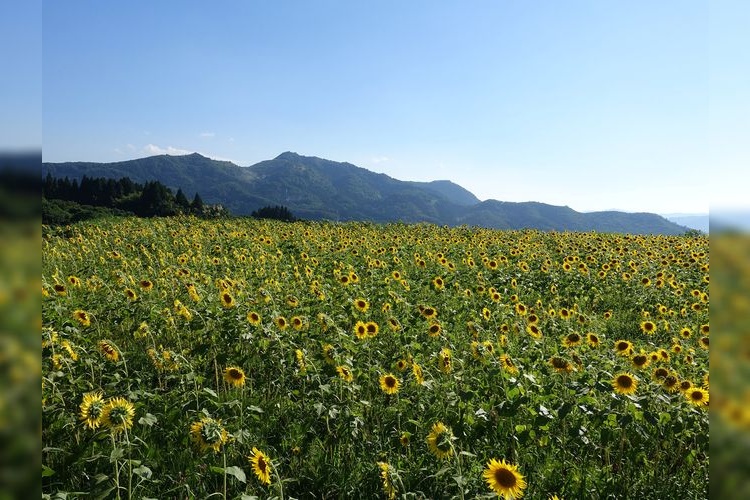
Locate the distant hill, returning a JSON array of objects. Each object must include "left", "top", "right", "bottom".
[{"left": 42, "top": 152, "right": 691, "bottom": 234}]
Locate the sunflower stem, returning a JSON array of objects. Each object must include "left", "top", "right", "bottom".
[
  {"left": 273, "top": 458, "right": 284, "bottom": 500},
  {"left": 222, "top": 450, "right": 227, "bottom": 500},
  {"left": 111, "top": 432, "right": 121, "bottom": 500},
  {"left": 125, "top": 427, "right": 132, "bottom": 500}
]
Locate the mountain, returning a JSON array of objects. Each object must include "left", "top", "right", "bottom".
[{"left": 42, "top": 152, "right": 691, "bottom": 234}]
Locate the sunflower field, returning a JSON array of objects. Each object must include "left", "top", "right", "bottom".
[{"left": 42, "top": 217, "right": 709, "bottom": 499}]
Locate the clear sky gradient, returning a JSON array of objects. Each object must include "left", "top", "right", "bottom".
[{"left": 41, "top": 1, "right": 748, "bottom": 214}]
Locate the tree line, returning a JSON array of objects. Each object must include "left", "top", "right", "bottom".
[{"left": 43, "top": 174, "right": 228, "bottom": 224}]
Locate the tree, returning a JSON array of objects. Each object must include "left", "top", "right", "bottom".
[
  {"left": 251, "top": 205, "right": 297, "bottom": 222},
  {"left": 175, "top": 188, "right": 190, "bottom": 212},
  {"left": 190, "top": 193, "right": 204, "bottom": 214}
]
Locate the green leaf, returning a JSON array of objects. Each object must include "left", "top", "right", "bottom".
[
  {"left": 133, "top": 465, "right": 152, "bottom": 479},
  {"left": 225, "top": 466, "right": 247, "bottom": 483},
  {"left": 109, "top": 447, "right": 124, "bottom": 462},
  {"left": 139, "top": 412, "right": 158, "bottom": 427},
  {"left": 558, "top": 401, "right": 574, "bottom": 419},
  {"left": 203, "top": 387, "right": 218, "bottom": 398},
  {"left": 42, "top": 465, "right": 55, "bottom": 477}
]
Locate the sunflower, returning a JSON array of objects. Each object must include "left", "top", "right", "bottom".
[
  {"left": 365, "top": 321, "right": 379, "bottom": 337},
  {"left": 79, "top": 391, "right": 106, "bottom": 430},
  {"left": 631, "top": 353, "right": 650, "bottom": 370},
  {"left": 101, "top": 397, "right": 135, "bottom": 434},
  {"left": 275, "top": 316, "right": 288, "bottom": 330},
  {"left": 603, "top": 311, "right": 612, "bottom": 320},
  {"left": 679, "top": 380, "right": 693, "bottom": 393},
  {"left": 336, "top": 365, "right": 354, "bottom": 383},
  {"left": 248, "top": 447, "right": 273, "bottom": 485},
  {"left": 699, "top": 336, "right": 709, "bottom": 349},
  {"left": 396, "top": 359, "right": 409, "bottom": 372},
  {"left": 586, "top": 333, "right": 600, "bottom": 347},
  {"left": 190, "top": 417, "right": 228, "bottom": 453},
  {"left": 652, "top": 367, "right": 670, "bottom": 381},
  {"left": 482, "top": 307, "right": 492, "bottom": 321},
  {"left": 388, "top": 317, "right": 402, "bottom": 331},
  {"left": 679, "top": 327, "right": 692, "bottom": 339},
  {"left": 124, "top": 288, "right": 138, "bottom": 301},
  {"left": 377, "top": 462, "right": 397, "bottom": 499},
  {"left": 483, "top": 458, "right": 527, "bottom": 499},
  {"left": 219, "top": 290, "right": 235, "bottom": 308},
  {"left": 247, "top": 311, "right": 261, "bottom": 326},
  {"left": 515, "top": 303, "right": 527, "bottom": 316},
  {"left": 612, "top": 373, "right": 638, "bottom": 395},
  {"left": 663, "top": 374, "right": 680, "bottom": 392},
  {"left": 352, "top": 321, "right": 368, "bottom": 339},
  {"left": 291, "top": 316, "right": 306, "bottom": 330},
  {"left": 640, "top": 320, "right": 656, "bottom": 334},
  {"left": 703, "top": 372, "right": 709, "bottom": 389},
  {"left": 392, "top": 432, "right": 409, "bottom": 450},
  {"left": 286, "top": 295, "right": 299, "bottom": 307},
  {"left": 549, "top": 357, "right": 573, "bottom": 374},
  {"left": 438, "top": 348, "right": 452, "bottom": 374},
  {"left": 526, "top": 324, "right": 542, "bottom": 339},
  {"left": 428, "top": 322, "right": 442, "bottom": 337},
  {"left": 139, "top": 279, "right": 153, "bottom": 291},
  {"left": 614, "top": 340, "right": 633, "bottom": 356},
  {"left": 353, "top": 298, "right": 369, "bottom": 312},
  {"left": 98, "top": 340, "right": 120, "bottom": 362},
  {"left": 223, "top": 366, "right": 246, "bottom": 387},
  {"left": 562, "top": 332, "right": 582, "bottom": 348},
  {"left": 412, "top": 362, "right": 425, "bottom": 385},
  {"left": 68, "top": 275, "right": 81, "bottom": 287},
  {"left": 559, "top": 308, "right": 571, "bottom": 320},
  {"left": 295, "top": 349, "right": 306, "bottom": 373},
  {"left": 322, "top": 344, "right": 336, "bottom": 365},
  {"left": 483, "top": 340, "right": 495, "bottom": 355},
  {"left": 73, "top": 309, "right": 91, "bottom": 327},
  {"left": 700, "top": 324, "right": 709, "bottom": 335},
  {"left": 379, "top": 373, "right": 400, "bottom": 395},
  {"left": 500, "top": 354, "right": 519, "bottom": 375},
  {"left": 685, "top": 387, "right": 709, "bottom": 407},
  {"left": 426, "top": 422, "right": 454, "bottom": 459}
]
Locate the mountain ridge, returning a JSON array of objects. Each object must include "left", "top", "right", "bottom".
[{"left": 42, "top": 151, "right": 690, "bottom": 234}]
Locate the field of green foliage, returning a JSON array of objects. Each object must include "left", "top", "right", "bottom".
[{"left": 42, "top": 217, "right": 708, "bottom": 499}]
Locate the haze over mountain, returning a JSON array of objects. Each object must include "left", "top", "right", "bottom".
[{"left": 43, "top": 152, "right": 691, "bottom": 234}]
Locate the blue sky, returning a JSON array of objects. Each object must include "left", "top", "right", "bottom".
[{"left": 38, "top": 1, "right": 747, "bottom": 214}]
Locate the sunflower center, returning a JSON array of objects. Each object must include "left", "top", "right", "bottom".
[
  {"left": 228, "top": 369, "right": 241, "bottom": 379},
  {"left": 617, "top": 375, "right": 633, "bottom": 388},
  {"left": 257, "top": 456, "right": 267, "bottom": 472},
  {"left": 494, "top": 467, "right": 517, "bottom": 488},
  {"left": 385, "top": 377, "right": 396, "bottom": 388},
  {"left": 634, "top": 356, "right": 647, "bottom": 366},
  {"left": 691, "top": 390, "right": 704, "bottom": 401}
]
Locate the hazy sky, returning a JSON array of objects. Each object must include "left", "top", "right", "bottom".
[{"left": 40, "top": 1, "right": 748, "bottom": 214}]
